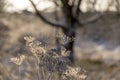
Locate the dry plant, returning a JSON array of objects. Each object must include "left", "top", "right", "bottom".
[
  {"left": 10, "top": 54, "right": 26, "bottom": 80},
  {"left": 56, "top": 33, "right": 75, "bottom": 45},
  {"left": 24, "top": 36, "right": 87, "bottom": 80}
]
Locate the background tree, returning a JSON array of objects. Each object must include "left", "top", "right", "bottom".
[
  {"left": 29, "top": 0, "right": 102, "bottom": 63},
  {"left": 0, "top": 0, "right": 5, "bottom": 13}
]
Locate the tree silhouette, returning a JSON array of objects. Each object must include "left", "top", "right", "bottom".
[
  {"left": 29, "top": 0, "right": 102, "bottom": 63},
  {"left": 0, "top": 0, "right": 5, "bottom": 12}
]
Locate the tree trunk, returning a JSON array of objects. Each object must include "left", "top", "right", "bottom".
[
  {"left": 62, "top": 24, "right": 76, "bottom": 63},
  {"left": 62, "top": 15, "right": 81, "bottom": 62},
  {"left": 29, "top": 0, "right": 83, "bottom": 63}
]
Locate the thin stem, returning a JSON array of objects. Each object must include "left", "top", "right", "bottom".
[
  {"left": 18, "top": 65, "right": 21, "bottom": 80},
  {"left": 34, "top": 56, "right": 41, "bottom": 80},
  {"left": 36, "top": 57, "right": 41, "bottom": 80},
  {"left": 41, "top": 67, "right": 45, "bottom": 80}
]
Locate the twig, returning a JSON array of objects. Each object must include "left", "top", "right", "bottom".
[
  {"left": 28, "top": 0, "right": 67, "bottom": 28},
  {"left": 81, "top": 13, "right": 103, "bottom": 24},
  {"left": 18, "top": 65, "right": 22, "bottom": 80}
]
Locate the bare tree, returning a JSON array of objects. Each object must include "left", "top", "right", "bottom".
[
  {"left": 28, "top": 0, "right": 101, "bottom": 63},
  {"left": 0, "top": 0, "right": 5, "bottom": 13},
  {"left": 115, "top": 0, "right": 120, "bottom": 16}
]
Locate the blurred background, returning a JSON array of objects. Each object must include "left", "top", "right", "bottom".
[{"left": 0, "top": 0, "right": 120, "bottom": 80}]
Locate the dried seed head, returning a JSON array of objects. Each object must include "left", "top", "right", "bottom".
[
  {"left": 60, "top": 46, "right": 70, "bottom": 57},
  {"left": 24, "top": 36, "right": 46, "bottom": 58},
  {"left": 62, "top": 66, "right": 87, "bottom": 80},
  {"left": 11, "top": 55, "right": 26, "bottom": 66},
  {"left": 24, "top": 36, "right": 35, "bottom": 43}
]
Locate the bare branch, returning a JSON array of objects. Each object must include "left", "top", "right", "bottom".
[
  {"left": 52, "top": 0, "right": 60, "bottom": 6},
  {"left": 52, "top": 0, "right": 61, "bottom": 21},
  {"left": 81, "top": 13, "right": 103, "bottom": 24},
  {"left": 28, "top": 0, "right": 67, "bottom": 28},
  {"left": 71, "top": 0, "right": 75, "bottom": 6},
  {"left": 61, "top": 0, "right": 71, "bottom": 19},
  {"left": 61, "top": 0, "right": 74, "bottom": 26},
  {"left": 115, "top": 0, "right": 120, "bottom": 15},
  {"left": 74, "top": 0, "right": 82, "bottom": 17}
]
